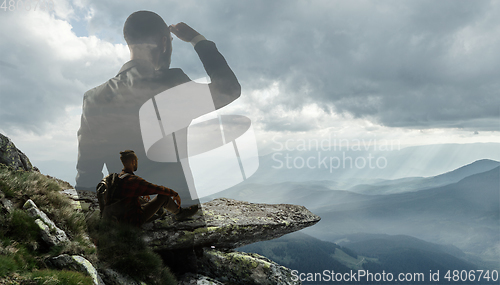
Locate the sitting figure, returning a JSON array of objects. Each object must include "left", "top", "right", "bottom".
[{"left": 102, "top": 149, "right": 198, "bottom": 227}]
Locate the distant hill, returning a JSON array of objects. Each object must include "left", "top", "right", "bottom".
[
  {"left": 238, "top": 232, "right": 481, "bottom": 284},
  {"left": 349, "top": 159, "right": 500, "bottom": 195},
  {"left": 245, "top": 143, "right": 500, "bottom": 184},
  {"left": 430, "top": 159, "right": 500, "bottom": 185},
  {"left": 305, "top": 167, "right": 500, "bottom": 261},
  {"left": 201, "top": 180, "right": 372, "bottom": 210},
  {"left": 334, "top": 233, "right": 466, "bottom": 259},
  {"left": 205, "top": 159, "right": 499, "bottom": 211},
  {"left": 210, "top": 158, "right": 500, "bottom": 271},
  {"left": 238, "top": 232, "right": 352, "bottom": 276}
]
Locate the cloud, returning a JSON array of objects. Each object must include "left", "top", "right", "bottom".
[
  {"left": 2, "top": 0, "right": 499, "bottom": 136},
  {"left": 234, "top": 0, "right": 500, "bottom": 131},
  {"left": 210, "top": 0, "right": 500, "bottom": 131},
  {"left": 0, "top": 7, "right": 129, "bottom": 133}
]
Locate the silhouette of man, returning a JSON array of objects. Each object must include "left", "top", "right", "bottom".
[{"left": 75, "top": 10, "right": 241, "bottom": 207}]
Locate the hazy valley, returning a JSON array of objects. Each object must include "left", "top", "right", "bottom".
[{"left": 202, "top": 145, "right": 500, "bottom": 283}]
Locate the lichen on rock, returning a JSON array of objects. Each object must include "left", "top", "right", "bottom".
[
  {"left": 23, "top": 199, "right": 69, "bottom": 247},
  {"left": 177, "top": 273, "right": 225, "bottom": 285},
  {"left": 61, "top": 191, "right": 320, "bottom": 284},
  {"left": 197, "top": 249, "right": 301, "bottom": 285},
  {"left": 144, "top": 198, "right": 321, "bottom": 251},
  {"left": 47, "top": 254, "right": 105, "bottom": 285}
]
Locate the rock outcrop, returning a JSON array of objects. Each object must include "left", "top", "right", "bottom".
[
  {"left": 0, "top": 190, "right": 14, "bottom": 213},
  {"left": 47, "top": 254, "right": 105, "bottom": 285},
  {"left": 51, "top": 191, "right": 320, "bottom": 284},
  {"left": 145, "top": 197, "right": 319, "bottom": 284},
  {"left": 144, "top": 198, "right": 321, "bottom": 251},
  {"left": 23, "top": 199, "right": 69, "bottom": 247},
  {"left": 1, "top": 194, "right": 101, "bottom": 285},
  {"left": 197, "top": 249, "right": 300, "bottom": 285},
  {"left": 177, "top": 273, "right": 224, "bottom": 285},
  {"left": 63, "top": 191, "right": 320, "bottom": 284},
  {"left": 0, "top": 133, "right": 33, "bottom": 171}
]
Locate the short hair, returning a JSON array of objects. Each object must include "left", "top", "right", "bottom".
[
  {"left": 120, "top": 150, "right": 137, "bottom": 165},
  {"left": 123, "top": 10, "right": 169, "bottom": 45}
]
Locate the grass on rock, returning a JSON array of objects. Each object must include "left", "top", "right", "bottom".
[
  {"left": 0, "top": 163, "right": 95, "bottom": 283},
  {"left": 0, "top": 163, "right": 177, "bottom": 284}
]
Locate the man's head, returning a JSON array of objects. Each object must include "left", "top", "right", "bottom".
[
  {"left": 120, "top": 150, "right": 138, "bottom": 171},
  {"left": 123, "top": 11, "right": 172, "bottom": 69}
]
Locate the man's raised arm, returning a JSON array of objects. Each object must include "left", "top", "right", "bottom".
[{"left": 170, "top": 22, "right": 241, "bottom": 109}]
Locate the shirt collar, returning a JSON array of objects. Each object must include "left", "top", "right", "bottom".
[
  {"left": 121, "top": 168, "right": 135, "bottom": 175},
  {"left": 117, "top": 59, "right": 156, "bottom": 76}
]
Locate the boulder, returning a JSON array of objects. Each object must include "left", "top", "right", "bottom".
[
  {"left": 23, "top": 199, "right": 69, "bottom": 246},
  {"left": 0, "top": 190, "right": 14, "bottom": 213},
  {"left": 144, "top": 198, "right": 320, "bottom": 250},
  {"left": 100, "top": 268, "right": 146, "bottom": 285},
  {"left": 197, "top": 249, "right": 301, "bottom": 285},
  {"left": 0, "top": 133, "right": 32, "bottom": 171},
  {"left": 58, "top": 192, "right": 320, "bottom": 283},
  {"left": 47, "top": 254, "right": 105, "bottom": 285},
  {"left": 177, "top": 273, "right": 225, "bottom": 285}
]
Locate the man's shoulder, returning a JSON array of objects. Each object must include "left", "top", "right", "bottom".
[
  {"left": 83, "top": 60, "right": 147, "bottom": 101},
  {"left": 83, "top": 65, "right": 191, "bottom": 102},
  {"left": 118, "top": 170, "right": 135, "bottom": 178},
  {"left": 119, "top": 172, "right": 143, "bottom": 182},
  {"left": 83, "top": 76, "right": 121, "bottom": 103},
  {"left": 152, "top": 68, "right": 191, "bottom": 88}
]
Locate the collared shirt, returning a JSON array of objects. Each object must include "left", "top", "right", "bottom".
[
  {"left": 109, "top": 169, "right": 178, "bottom": 227},
  {"left": 119, "top": 169, "right": 178, "bottom": 199}
]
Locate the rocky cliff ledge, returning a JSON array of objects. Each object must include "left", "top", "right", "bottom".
[
  {"left": 70, "top": 190, "right": 321, "bottom": 284},
  {"left": 144, "top": 197, "right": 321, "bottom": 251}
]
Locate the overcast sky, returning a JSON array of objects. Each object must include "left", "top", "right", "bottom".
[{"left": 1, "top": 0, "right": 499, "bottom": 182}]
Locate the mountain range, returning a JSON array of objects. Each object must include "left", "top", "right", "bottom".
[
  {"left": 348, "top": 159, "right": 500, "bottom": 195},
  {"left": 209, "top": 158, "right": 500, "bottom": 273},
  {"left": 248, "top": 143, "right": 500, "bottom": 184},
  {"left": 238, "top": 232, "right": 483, "bottom": 284}
]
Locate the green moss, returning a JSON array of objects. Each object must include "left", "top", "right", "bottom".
[
  {"left": 174, "top": 226, "right": 219, "bottom": 245},
  {"left": 29, "top": 269, "right": 94, "bottom": 285},
  {"left": 227, "top": 251, "right": 271, "bottom": 270},
  {"left": 202, "top": 210, "right": 214, "bottom": 216},
  {"left": 205, "top": 250, "right": 274, "bottom": 281}
]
